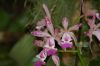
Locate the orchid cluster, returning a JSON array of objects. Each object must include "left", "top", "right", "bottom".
[
  {"left": 84, "top": 10, "right": 100, "bottom": 42},
  {"left": 31, "top": 4, "right": 82, "bottom": 66},
  {"left": 31, "top": 3, "right": 100, "bottom": 66}
]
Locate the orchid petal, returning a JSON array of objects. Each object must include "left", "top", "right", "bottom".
[
  {"left": 62, "top": 17, "right": 68, "bottom": 29},
  {"left": 36, "top": 49, "right": 47, "bottom": 61},
  {"left": 69, "top": 23, "right": 82, "bottom": 31},
  {"left": 93, "top": 30, "right": 100, "bottom": 41},
  {"left": 87, "top": 20, "right": 96, "bottom": 29},
  {"left": 47, "top": 48, "right": 57, "bottom": 56},
  {"left": 68, "top": 32, "right": 77, "bottom": 43},
  {"left": 44, "top": 37, "right": 55, "bottom": 48},
  {"left": 52, "top": 55, "right": 60, "bottom": 66},
  {"left": 43, "top": 4, "right": 51, "bottom": 19},
  {"left": 35, "top": 60, "right": 45, "bottom": 66},
  {"left": 84, "top": 30, "right": 93, "bottom": 42},
  {"left": 31, "top": 31, "right": 50, "bottom": 37},
  {"left": 62, "top": 32, "right": 72, "bottom": 42},
  {"left": 84, "top": 10, "right": 96, "bottom": 29},
  {"left": 60, "top": 41, "right": 73, "bottom": 49},
  {"left": 45, "top": 17, "right": 54, "bottom": 36},
  {"left": 96, "top": 13, "right": 100, "bottom": 20}
]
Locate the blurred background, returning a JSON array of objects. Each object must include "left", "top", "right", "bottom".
[{"left": 0, "top": 0, "right": 100, "bottom": 66}]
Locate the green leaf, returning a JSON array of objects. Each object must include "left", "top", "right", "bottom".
[
  {"left": 9, "top": 34, "right": 35, "bottom": 66},
  {"left": 89, "top": 56, "right": 100, "bottom": 66},
  {"left": 8, "top": 11, "right": 32, "bottom": 32},
  {"left": 0, "top": 10, "right": 10, "bottom": 30}
]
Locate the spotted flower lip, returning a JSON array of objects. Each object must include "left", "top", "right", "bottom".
[
  {"left": 47, "top": 48, "right": 57, "bottom": 56},
  {"left": 60, "top": 41, "right": 73, "bottom": 49}
]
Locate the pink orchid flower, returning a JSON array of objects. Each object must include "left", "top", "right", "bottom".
[
  {"left": 84, "top": 10, "right": 100, "bottom": 42},
  {"left": 31, "top": 4, "right": 60, "bottom": 66},
  {"left": 57, "top": 17, "right": 81, "bottom": 49}
]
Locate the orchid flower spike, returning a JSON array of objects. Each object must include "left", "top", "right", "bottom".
[{"left": 31, "top": 4, "right": 60, "bottom": 66}]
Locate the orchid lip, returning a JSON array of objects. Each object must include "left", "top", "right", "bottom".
[
  {"left": 60, "top": 42, "right": 73, "bottom": 49},
  {"left": 35, "top": 60, "right": 45, "bottom": 66},
  {"left": 47, "top": 49, "right": 57, "bottom": 56}
]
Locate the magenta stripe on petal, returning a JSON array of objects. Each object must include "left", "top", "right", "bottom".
[
  {"left": 45, "top": 17, "right": 54, "bottom": 36},
  {"left": 31, "top": 31, "right": 50, "bottom": 37}
]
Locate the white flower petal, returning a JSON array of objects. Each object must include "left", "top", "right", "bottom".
[
  {"left": 44, "top": 37, "right": 55, "bottom": 48},
  {"left": 36, "top": 49, "right": 47, "bottom": 61},
  {"left": 62, "top": 32, "right": 72, "bottom": 42},
  {"left": 93, "top": 30, "right": 100, "bottom": 41},
  {"left": 52, "top": 55, "right": 60, "bottom": 66},
  {"left": 45, "top": 17, "right": 54, "bottom": 36},
  {"left": 68, "top": 32, "right": 77, "bottom": 43},
  {"left": 43, "top": 4, "right": 51, "bottom": 19},
  {"left": 96, "top": 13, "right": 100, "bottom": 20},
  {"left": 62, "top": 17, "right": 68, "bottom": 29},
  {"left": 69, "top": 23, "right": 82, "bottom": 31}
]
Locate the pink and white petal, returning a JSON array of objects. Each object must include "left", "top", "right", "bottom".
[
  {"left": 84, "top": 10, "right": 96, "bottom": 29},
  {"left": 34, "top": 40, "right": 44, "bottom": 47},
  {"left": 52, "top": 55, "right": 60, "bottom": 66},
  {"left": 44, "top": 37, "right": 55, "bottom": 48},
  {"left": 93, "top": 30, "right": 100, "bottom": 41},
  {"left": 62, "top": 17, "right": 68, "bottom": 29},
  {"left": 62, "top": 32, "right": 72, "bottom": 42},
  {"left": 68, "top": 32, "right": 77, "bottom": 43},
  {"left": 43, "top": 4, "right": 51, "bottom": 19},
  {"left": 87, "top": 20, "right": 96, "bottom": 29},
  {"left": 49, "top": 37, "right": 55, "bottom": 47},
  {"left": 31, "top": 31, "right": 51, "bottom": 37},
  {"left": 45, "top": 17, "right": 54, "bottom": 36},
  {"left": 96, "top": 13, "right": 100, "bottom": 20},
  {"left": 68, "top": 23, "right": 82, "bottom": 31},
  {"left": 84, "top": 31, "right": 93, "bottom": 42},
  {"left": 36, "top": 49, "right": 47, "bottom": 61},
  {"left": 35, "top": 26, "right": 44, "bottom": 30}
]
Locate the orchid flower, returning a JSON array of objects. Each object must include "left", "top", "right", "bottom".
[
  {"left": 31, "top": 4, "right": 60, "bottom": 66},
  {"left": 57, "top": 17, "right": 81, "bottom": 49},
  {"left": 84, "top": 10, "right": 100, "bottom": 42}
]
